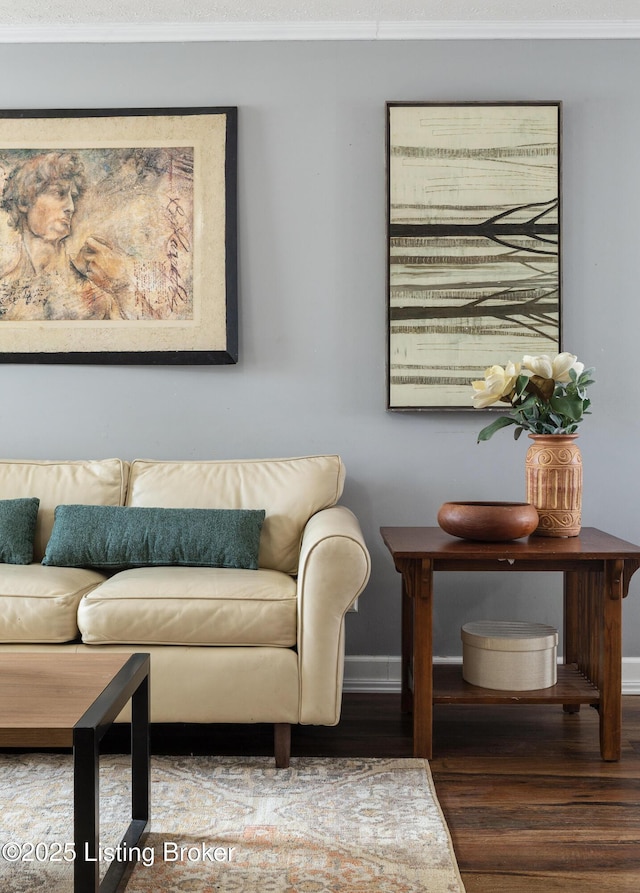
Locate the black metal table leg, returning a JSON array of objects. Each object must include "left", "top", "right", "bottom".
[
  {"left": 73, "top": 725, "right": 100, "bottom": 892},
  {"left": 131, "top": 671, "right": 150, "bottom": 829},
  {"left": 73, "top": 654, "right": 150, "bottom": 893}
]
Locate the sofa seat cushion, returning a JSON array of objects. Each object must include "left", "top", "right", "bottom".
[
  {"left": 78, "top": 566, "right": 297, "bottom": 647},
  {"left": 0, "top": 564, "right": 108, "bottom": 643}
]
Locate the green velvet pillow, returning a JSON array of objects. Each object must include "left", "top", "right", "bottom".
[
  {"left": 42, "top": 504, "right": 265, "bottom": 570},
  {"left": 0, "top": 497, "right": 40, "bottom": 565}
]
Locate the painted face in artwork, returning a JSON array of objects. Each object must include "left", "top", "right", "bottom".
[{"left": 22, "top": 181, "right": 78, "bottom": 242}]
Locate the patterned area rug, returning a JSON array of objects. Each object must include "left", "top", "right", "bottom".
[{"left": 0, "top": 754, "right": 465, "bottom": 892}]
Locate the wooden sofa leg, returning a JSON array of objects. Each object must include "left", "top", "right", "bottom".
[{"left": 274, "top": 723, "right": 291, "bottom": 768}]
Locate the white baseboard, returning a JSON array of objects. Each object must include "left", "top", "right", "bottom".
[
  {"left": 622, "top": 658, "right": 640, "bottom": 694},
  {"left": 343, "top": 655, "right": 640, "bottom": 695},
  {"left": 343, "top": 655, "right": 403, "bottom": 692}
]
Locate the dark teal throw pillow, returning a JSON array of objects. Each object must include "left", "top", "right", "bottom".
[
  {"left": 0, "top": 497, "right": 40, "bottom": 565},
  {"left": 42, "top": 504, "right": 265, "bottom": 570}
]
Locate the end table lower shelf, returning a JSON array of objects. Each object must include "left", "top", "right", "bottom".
[{"left": 430, "top": 663, "right": 599, "bottom": 704}]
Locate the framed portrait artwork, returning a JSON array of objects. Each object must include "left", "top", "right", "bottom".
[
  {"left": 387, "top": 101, "right": 561, "bottom": 410},
  {"left": 0, "top": 106, "right": 237, "bottom": 364}
]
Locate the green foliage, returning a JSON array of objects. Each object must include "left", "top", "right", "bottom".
[{"left": 477, "top": 366, "right": 595, "bottom": 444}]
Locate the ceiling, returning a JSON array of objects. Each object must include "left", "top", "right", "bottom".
[{"left": 0, "top": 0, "right": 639, "bottom": 41}]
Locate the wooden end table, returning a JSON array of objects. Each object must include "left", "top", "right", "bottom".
[
  {"left": 0, "top": 652, "right": 150, "bottom": 893},
  {"left": 380, "top": 527, "right": 640, "bottom": 761}
]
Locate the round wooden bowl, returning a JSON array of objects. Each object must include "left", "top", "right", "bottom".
[{"left": 437, "top": 501, "right": 539, "bottom": 542}]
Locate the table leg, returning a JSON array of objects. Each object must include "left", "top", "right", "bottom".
[
  {"left": 73, "top": 661, "right": 150, "bottom": 893},
  {"left": 74, "top": 727, "right": 100, "bottom": 892},
  {"left": 131, "top": 672, "right": 150, "bottom": 830},
  {"left": 411, "top": 558, "right": 433, "bottom": 759},
  {"left": 600, "top": 559, "right": 624, "bottom": 761},
  {"left": 401, "top": 575, "right": 413, "bottom": 714},
  {"left": 563, "top": 571, "right": 580, "bottom": 714}
]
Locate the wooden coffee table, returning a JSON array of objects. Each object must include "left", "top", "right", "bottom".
[{"left": 0, "top": 652, "right": 150, "bottom": 893}]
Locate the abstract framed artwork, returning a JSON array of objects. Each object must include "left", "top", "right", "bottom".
[
  {"left": 387, "top": 101, "right": 561, "bottom": 410},
  {"left": 0, "top": 106, "right": 237, "bottom": 364}
]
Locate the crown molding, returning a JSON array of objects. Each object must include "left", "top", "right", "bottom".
[
  {"left": 379, "top": 19, "right": 640, "bottom": 40},
  {"left": 1, "top": 19, "right": 640, "bottom": 43}
]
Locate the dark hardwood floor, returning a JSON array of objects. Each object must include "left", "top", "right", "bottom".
[{"left": 103, "top": 693, "right": 640, "bottom": 892}]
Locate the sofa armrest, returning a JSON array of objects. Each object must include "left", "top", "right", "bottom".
[{"left": 296, "top": 505, "right": 371, "bottom": 725}]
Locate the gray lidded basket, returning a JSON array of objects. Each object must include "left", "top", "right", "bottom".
[{"left": 461, "top": 620, "right": 558, "bottom": 691}]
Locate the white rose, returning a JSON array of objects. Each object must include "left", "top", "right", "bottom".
[
  {"left": 523, "top": 352, "right": 584, "bottom": 383},
  {"left": 522, "top": 354, "right": 553, "bottom": 379},
  {"left": 471, "top": 362, "right": 520, "bottom": 408},
  {"left": 551, "top": 352, "right": 584, "bottom": 382}
]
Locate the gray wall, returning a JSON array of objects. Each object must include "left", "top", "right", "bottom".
[{"left": 1, "top": 39, "right": 639, "bottom": 659}]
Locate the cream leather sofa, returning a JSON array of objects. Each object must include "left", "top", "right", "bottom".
[{"left": 0, "top": 455, "right": 370, "bottom": 766}]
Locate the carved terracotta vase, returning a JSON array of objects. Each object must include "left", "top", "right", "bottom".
[{"left": 525, "top": 434, "right": 582, "bottom": 537}]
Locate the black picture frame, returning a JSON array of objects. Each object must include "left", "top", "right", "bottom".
[{"left": 0, "top": 106, "right": 238, "bottom": 365}]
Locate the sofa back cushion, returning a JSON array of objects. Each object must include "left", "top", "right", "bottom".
[
  {"left": 126, "top": 455, "right": 345, "bottom": 574},
  {"left": 0, "top": 459, "right": 128, "bottom": 561}
]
